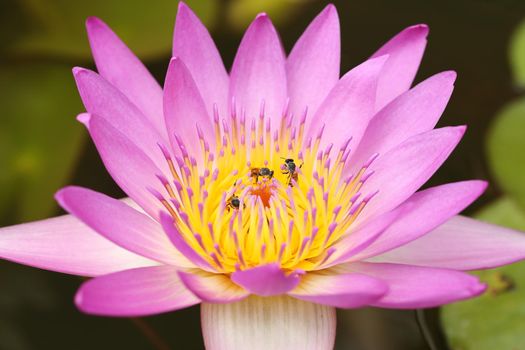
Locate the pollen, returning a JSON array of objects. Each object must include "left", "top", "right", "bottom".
[
  {"left": 248, "top": 181, "right": 275, "bottom": 208},
  {"left": 153, "top": 101, "right": 378, "bottom": 274}
]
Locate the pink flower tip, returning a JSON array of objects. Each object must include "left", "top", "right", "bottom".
[
  {"left": 476, "top": 180, "right": 489, "bottom": 193},
  {"left": 85, "top": 16, "right": 106, "bottom": 30},
  {"left": 456, "top": 124, "right": 468, "bottom": 135},
  {"left": 473, "top": 282, "right": 488, "bottom": 295},
  {"left": 316, "top": 3, "right": 338, "bottom": 19},
  {"left": 177, "top": 1, "right": 190, "bottom": 12},
  {"left": 76, "top": 113, "right": 92, "bottom": 127},
  {"left": 71, "top": 66, "right": 88, "bottom": 77},
  {"left": 324, "top": 3, "right": 337, "bottom": 13},
  {"left": 445, "top": 70, "right": 457, "bottom": 79},
  {"left": 54, "top": 186, "right": 75, "bottom": 209},
  {"left": 437, "top": 70, "right": 457, "bottom": 83},
  {"left": 255, "top": 12, "right": 269, "bottom": 20},
  {"left": 74, "top": 288, "right": 84, "bottom": 308},
  {"left": 407, "top": 23, "right": 429, "bottom": 36},
  {"left": 251, "top": 12, "right": 277, "bottom": 30}
]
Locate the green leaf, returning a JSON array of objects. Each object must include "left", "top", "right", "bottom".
[
  {"left": 441, "top": 198, "right": 525, "bottom": 350},
  {"left": 476, "top": 197, "right": 525, "bottom": 231},
  {"left": 9, "top": 0, "right": 218, "bottom": 60},
  {"left": 486, "top": 97, "right": 525, "bottom": 210},
  {"left": 0, "top": 63, "right": 85, "bottom": 221},
  {"left": 510, "top": 19, "right": 525, "bottom": 88}
]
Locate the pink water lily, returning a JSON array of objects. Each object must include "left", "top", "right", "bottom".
[{"left": 2, "top": 2, "right": 525, "bottom": 349}]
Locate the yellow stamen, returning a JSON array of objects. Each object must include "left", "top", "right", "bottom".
[{"left": 156, "top": 109, "right": 376, "bottom": 274}]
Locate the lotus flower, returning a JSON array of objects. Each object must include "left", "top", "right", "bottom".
[{"left": 1, "top": 2, "right": 525, "bottom": 349}]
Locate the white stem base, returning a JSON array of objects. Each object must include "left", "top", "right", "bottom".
[{"left": 201, "top": 295, "right": 336, "bottom": 350}]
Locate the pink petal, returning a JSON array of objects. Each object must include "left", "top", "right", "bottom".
[
  {"left": 353, "top": 180, "right": 487, "bottom": 260},
  {"left": 286, "top": 4, "right": 340, "bottom": 120},
  {"left": 0, "top": 214, "right": 156, "bottom": 277},
  {"left": 340, "top": 262, "right": 486, "bottom": 309},
  {"left": 56, "top": 186, "right": 192, "bottom": 268},
  {"left": 229, "top": 14, "right": 287, "bottom": 131},
  {"left": 289, "top": 272, "right": 387, "bottom": 308},
  {"left": 305, "top": 56, "right": 388, "bottom": 157},
  {"left": 348, "top": 71, "right": 456, "bottom": 173},
  {"left": 73, "top": 68, "right": 170, "bottom": 174},
  {"left": 358, "top": 126, "right": 466, "bottom": 223},
  {"left": 75, "top": 265, "right": 200, "bottom": 316},
  {"left": 81, "top": 114, "right": 165, "bottom": 219},
  {"left": 371, "top": 24, "right": 429, "bottom": 111},
  {"left": 322, "top": 207, "right": 403, "bottom": 268},
  {"left": 173, "top": 2, "right": 229, "bottom": 117},
  {"left": 159, "top": 212, "right": 215, "bottom": 272},
  {"left": 163, "top": 57, "right": 215, "bottom": 164},
  {"left": 372, "top": 215, "right": 525, "bottom": 270},
  {"left": 231, "top": 263, "right": 302, "bottom": 296},
  {"left": 85, "top": 17, "right": 165, "bottom": 135},
  {"left": 178, "top": 269, "right": 249, "bottom": 303}
]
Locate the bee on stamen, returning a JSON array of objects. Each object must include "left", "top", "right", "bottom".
[
  {"left": 250, "top": 167, "right": 274, "bottom": 184},
  {"left": 226, "top": 194, "right": 243, "bottom": 212},
  {"left": 281, "top": 158, "right": 303, "bottom": 187}
]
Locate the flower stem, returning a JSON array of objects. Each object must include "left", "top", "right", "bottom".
[
  {"left": 201, "top": 296, "right": 336, "bottom": 350},
  {"left": 415, "top": 309, "right": 438, "bottom": 350},
  {"left": 130, "top": 317, "right": 171, "bottom": 350}
]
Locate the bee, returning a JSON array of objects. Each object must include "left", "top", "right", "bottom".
[
  {"left": 226, "top": 194, "right": 243, "bottom": 212},
  {"left": 281, "top": 158, "right": 302, "bottom": 187},
  {"left": 250, "top": 167, "right": 274, "bottom": 183}
]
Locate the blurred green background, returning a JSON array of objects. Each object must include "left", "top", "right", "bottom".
[{"left": 1, "top": 0, "right": 525, "bottom": 349}]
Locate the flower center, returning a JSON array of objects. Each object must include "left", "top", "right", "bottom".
[
  {"left": 247, "top": 178, "right": 275, "bottom": 208},
  {"left": 156, "top": 104, "right": 377, "bottom": 274}
]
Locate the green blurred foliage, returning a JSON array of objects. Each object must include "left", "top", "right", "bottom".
[
  {"left": 441, "top": 197, "right": 525, "bottom": 350},
  {"left": 510, "top": 19, "right": 525, "bottom": 88},
  {"left": 0, "top": 64, "right": 85, "bottom": 222},
  {"left": 10, "top": 0, "right": 218, "bottom": 60},
  {"left": 442, "top": 263, "right": 525, "bottom": 350},
  {"left": 476, "top": 197, "right": 525, "bottom": 230},
  {"left": 487, "top": 98, "right": 525, "bottom": 210}
]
